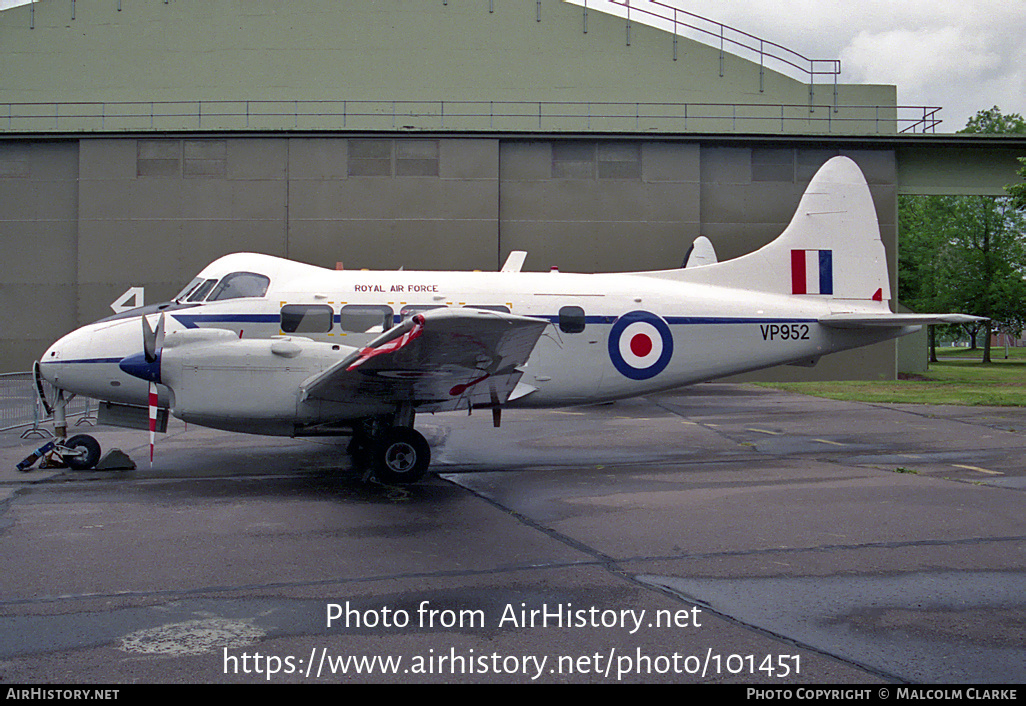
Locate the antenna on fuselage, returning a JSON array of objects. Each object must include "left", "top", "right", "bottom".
[{"left": 500, "top": 251, "right": 527, "bottom": 273}]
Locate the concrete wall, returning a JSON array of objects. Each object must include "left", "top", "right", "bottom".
[
  {"left": 0, "top": 135, "right": 899, "bottom": 381},
  {"left": 0, "top": 140, "right": 79, "bottom": 368},
  {"left": 897, "top": 142, "right": 1026, "bottom": 196}
]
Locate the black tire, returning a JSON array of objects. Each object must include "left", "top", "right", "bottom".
[
  {"left": 372, "top": 428, "right": 430, "bottom": 484},
  {"left": 64, "top": 434, "right": 101, "bottom": 471}
]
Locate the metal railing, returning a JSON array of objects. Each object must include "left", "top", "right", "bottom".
[
  {"left": 0, "top": 372, "right": 94, "bottom": 437},
  {"left": 0, "top": 100, "right": 942, "bottom": 134},
  {"left": 598, "top": 0, "right": 841, "bottom": 85}
]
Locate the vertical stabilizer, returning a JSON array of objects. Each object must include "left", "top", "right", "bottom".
[{"left": 654, "top": 157, "right": 891, "bottom": 305}]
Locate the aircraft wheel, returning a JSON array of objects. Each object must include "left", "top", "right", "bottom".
[
  {"left": 64, "top": 434, "right": 101, "bottom": 471},
  {"left": 373, "top": 428, "right": 430, "bottom": 484}
]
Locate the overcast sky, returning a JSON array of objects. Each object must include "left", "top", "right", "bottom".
[
  {"left": 689, "top": 0, "right": 1025, "bottom": 131},
  {"left": 2, "top": 0, "right": 1022, "bottom": 131}
]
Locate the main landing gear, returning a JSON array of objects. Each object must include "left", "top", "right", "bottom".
[{"left": 347, "top": 405, "right": 431, "bottom": 484}]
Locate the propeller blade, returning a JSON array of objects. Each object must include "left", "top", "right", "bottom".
[
  {"left": 154, "top": 312, "right": 165, "bottom": 355},
  {"left": 142, "top": 316, "right": 156, "bottom": 363},
  {"left": 142, "top": 313, "right": 166, "bottom": 364}
]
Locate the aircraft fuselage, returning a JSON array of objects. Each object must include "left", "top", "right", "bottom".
[{"left": 39, "top": 255, "right": 904, "bottom": 437}]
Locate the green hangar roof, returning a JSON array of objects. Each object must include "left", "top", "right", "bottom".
[{"left": 0, "top": 0, "right": 918, "bottom": 135}]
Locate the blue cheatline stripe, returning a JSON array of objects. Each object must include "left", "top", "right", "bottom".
[
  {"left": 171, "top": 313, "right": 280, "bottom": 329},
  {"left": 39, "top": 358, "right": 123, "bottom": 365},
  {"left": 819, "top": 250, "right": 833, "bottom": 296},
  {"left": 665, "top": 316, "right": 817, "bottom": 325},
  {"left": 173, "top": 312, "right": 820, "bottom": 329}
]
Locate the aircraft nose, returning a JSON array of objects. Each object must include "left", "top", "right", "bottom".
[
  {"left": 36, "top": 318, "right": 153, "bottom": 405},
  {"left": 38, "top": 341, "right": 61, "bottom": 384},
  {"left": 38, "top": 328, "right": 86, "bottom": 383}
]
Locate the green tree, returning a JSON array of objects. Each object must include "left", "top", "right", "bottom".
[
  {"left": 1008, "top": 156, "right": 1026, "bottom": 211},
  {"left": 962, "top": 106, "right": 1026, "bottom": 134},
  {"left": 899, "top": 107, "right": 1026, "bottom": 363},
  {"left": 942, "top": 195, "right": 1026, "bottom": 362},
  {"left": 898, "top": 195, "right": 955, "bottom": 361}
]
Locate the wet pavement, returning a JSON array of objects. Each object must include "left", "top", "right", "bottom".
[{"left": 1, "top": 383, "right": 1024, "bottom": 684}]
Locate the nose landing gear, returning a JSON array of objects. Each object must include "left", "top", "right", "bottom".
[
  {"left": 16, "top": 380, "right": 102, "bottom": 472},
  {"left": 17, "top": 433, "right": 102, "bottom": 472}
]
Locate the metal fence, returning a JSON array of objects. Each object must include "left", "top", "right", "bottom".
[{"left": 0, "top": 372, "right": 94, "bottom": 437}]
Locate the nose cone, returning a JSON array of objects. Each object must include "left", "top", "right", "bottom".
[
  {"left": 119, "top": 351, "right": 162, "bottom": 383},
  {"left": 37, "top": 327, "right": 91, "bottom": 385},
  {"left": 38, "top": 341, "right": 62, "bottom": 385},
  {"left": 37, "top": 317, "right": 154, "bottom": 406}
]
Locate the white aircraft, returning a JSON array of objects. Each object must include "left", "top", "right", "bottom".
[{"left": 30, "top": 157, "right": 977, "bottom": 482}]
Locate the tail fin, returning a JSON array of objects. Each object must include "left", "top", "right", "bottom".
[{"left": 651, "top": 156, "right": 891, "bottom": 305}]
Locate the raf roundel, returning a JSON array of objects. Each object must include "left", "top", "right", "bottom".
[{"left": 608, "top": 311, "right": 674, "bottom": 380}]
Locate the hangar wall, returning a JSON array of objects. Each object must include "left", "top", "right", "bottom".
[
  {"left": 0, "top": 0, "right": 897, "bottom": 135},
  {"left": 0, "top": 135, "right": 897, "bottom": 380},
  {"left": 0, "top": 1, "right": 913, "bottom": 378}
]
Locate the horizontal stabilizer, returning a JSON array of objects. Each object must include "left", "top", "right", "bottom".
[{"left": 819, "top": 313, "right": 986, "bottom": 329}]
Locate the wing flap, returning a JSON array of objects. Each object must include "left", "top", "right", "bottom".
[{"left": 301, "top": 308, "right": 547, "bottom": 410}]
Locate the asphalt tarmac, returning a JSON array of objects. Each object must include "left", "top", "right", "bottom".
[{"left": 1, "top": 383, "right": 1024, "bottom": 684}]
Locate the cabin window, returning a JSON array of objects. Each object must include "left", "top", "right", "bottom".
[
  {"left": 340, "top": 305, "right": 394, "bottom": 333},
  {"left": 280, "top": 305, "right": 333, "bottom": 334},
  {"left": 207, "top": 272, "right": 271, "bottom": 301},
  {"left": 558, "top": 306, "right": 586, "bottom": 333},
  {"left": 400, "top": 305, "right": 445, "bottom": 320}
]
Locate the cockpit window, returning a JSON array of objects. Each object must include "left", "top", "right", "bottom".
[
  {"left": 207, "top": 272, "right": 270, "bottom": 302},
  {"left": 174, "top": 277, "right": 204, "bottom": 302},
  {"left": 186, "top": 279, "right": 219, "bottom": 302}
]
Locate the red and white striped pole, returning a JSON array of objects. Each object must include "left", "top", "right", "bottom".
[{"left": 148, "top": 381, "right": 158, "bottom": 467}]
